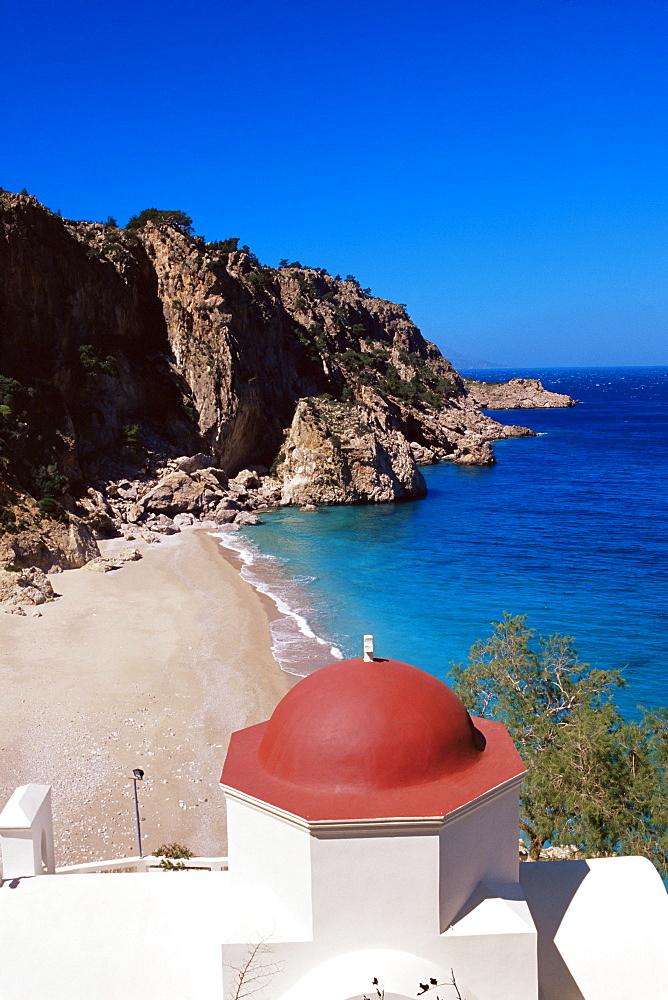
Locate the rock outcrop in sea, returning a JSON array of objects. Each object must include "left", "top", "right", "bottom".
[
  {"left": 464, "top": 377, "right": 575, "bottom": 409},
  {"left": 0, "top": 191, "right": 574, "bottom": 572}
]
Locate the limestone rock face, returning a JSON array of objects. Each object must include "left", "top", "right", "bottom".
[
  {"left": 234, "top": 510, "right": 262, "bottom": 526},
  {"left": 84, "top": 547, "right": 143, "bottom": 572},
  {"left": 452, "top": 436, "right": 495, "bottom": 466},
  {"left": 174, "top": 453, "right": 216, "bottom": 475},
  {"left": 0, "top": 515, "right": 99, "bottom": 573},
  {"left": 464, "top": 377, "right": 575, "bottom": 409},
  {"left": 0, "top": 191, "right": 577, "bottom": 547},
  {"left": 140, "top": 470, "right": 222, "bottom": 516},
  {"left": 364, "top": 391, "right": 534, "bottom": 470},
  {"left": 0, "top": 566, "right": 56, "bottom": 606},
  {"left": 279, "top": 396, "right": 427, "bottom": 505},
  {"left": 230, "top": 470, "right": 262, "bottom": 491},
  {"left": 0, "top": 194, "right": 198, "bottom": 468},
  {"left": 409, "top": 442, "right": 437, "bottom": 465},
  {"left": 138, "top": 227, "right": 306, "bottom": 476},
  {"left": 76, "top": 488, "right": 118, "bottom": 538}
]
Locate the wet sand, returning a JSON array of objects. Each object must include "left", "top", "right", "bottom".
[{"left": 0, "top": 529, "right": 291, "bottom": 866}]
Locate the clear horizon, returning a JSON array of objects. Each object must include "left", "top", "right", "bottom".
[{"left": 2, "top": 0, "right": 667, "bottom": 368}]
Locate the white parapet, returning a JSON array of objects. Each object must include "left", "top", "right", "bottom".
[
  {"left": 0, "top": 784, "right": 55, "bottom": 878},
  {"left": 520, "top": 856, "right": 668, "bottom": 1000}
]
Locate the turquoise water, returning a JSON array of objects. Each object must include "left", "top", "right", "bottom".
[{"left": 217, "top": 367, "right": 668, "bottom": 717}]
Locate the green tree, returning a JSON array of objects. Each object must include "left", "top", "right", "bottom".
[
  {"left": 36, "top": 496, "right": 67, "bottom": 522},
  {"left": 33, "top": 463, "right": 68, "bottom": 499},
  {"left": 121, "top": 423, "right": 141, "bottom": 450},
  {"left": 451, "top": 614, "right": 668, "bottom": 874},
  {"left": 78, "top": 344, "right": 118, "bottom": 377},
  {"left": 125, "top": 208, "right": 194, "bottom": 233},
  {"left": 208, "top": 237, "right": 239, "bottom": 254}
]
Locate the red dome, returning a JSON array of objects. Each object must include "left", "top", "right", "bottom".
[
  {"left": 221, "top": 655, "right": 525, "bottom": 823},
  {"left": 258, "top": 657, "right": 484, "bottom": 792}
]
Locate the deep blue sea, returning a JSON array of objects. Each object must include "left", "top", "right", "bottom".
[{"left": 217, "top": 367, "right": 668, "bottom": 717}]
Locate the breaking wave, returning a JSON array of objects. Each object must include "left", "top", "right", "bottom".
[{"left": 213, "top": 529, "right": 343, "bottom": 677}]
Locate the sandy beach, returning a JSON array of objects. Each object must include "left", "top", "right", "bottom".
[{"left": 0, "top": 529, "right": 292, "bottom": 866}]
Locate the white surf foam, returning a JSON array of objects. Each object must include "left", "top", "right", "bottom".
[{"left": 213, "top": 529, "right": 343, "bottom": 676}]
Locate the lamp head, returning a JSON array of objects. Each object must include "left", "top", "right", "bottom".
[{"left": 133, "top": 768, "right": 144, "bottom": 780}]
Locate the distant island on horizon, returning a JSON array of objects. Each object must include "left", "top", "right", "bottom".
[{"left": 440, "top": 350, "right": 503, "bottom": 370}]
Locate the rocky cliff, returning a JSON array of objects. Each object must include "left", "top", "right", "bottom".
[
  {"left": 0, "top": 191, "right": 573, "bottom": 568},
  {"left": 464, "top": 377, "right": 574, "bottom": 409}
]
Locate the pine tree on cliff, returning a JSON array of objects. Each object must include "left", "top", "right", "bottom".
[{"left": 125, "top": 208, "right": 194, "bottom": 233}]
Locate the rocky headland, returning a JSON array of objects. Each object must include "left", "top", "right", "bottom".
[
  {"left": 0, "top": 192, "right": 574, "bottom": 594},
  {"left": 464, "top": 377, "right": 575, "bottom": 409}
]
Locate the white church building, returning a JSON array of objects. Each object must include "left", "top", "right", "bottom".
[{"left": 1, "top": 645, "right": 667, "bottom": 1000}]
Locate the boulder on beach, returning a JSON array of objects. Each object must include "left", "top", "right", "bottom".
[{"left": 0, "top": 566, "right": 56, "bottom": 606}]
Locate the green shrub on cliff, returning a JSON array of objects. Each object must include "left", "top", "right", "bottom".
[
  {"left": 206, "top": 238, "right": 241, "bottom": 271},
  {"left": 0, "top": 378, "right": 58, "bottom": 484},
  {"left": 78, "top": 344, "right": 118, "bottom": 377},
  {"left": 0, "top": 377, "right": 72, "bottom": 516},
  {"left": 452, "top": 614, "right": 668, "bottom": 876},
  {"left": 121, "top": 423, "right": 141, "bottom": 450},
  {"left": 335, "top": 346, "right": 457, "bottom": 409},
  {"left": 125, "top": 208, "right": 194, "bottom": 234},
  {"left": 247, "top": 268, "right": 276, "bottom": 293},
  {"left": 36, "top": 496, "right": 68, "bottom": 522},
  {"left": 0, "top": 376, "right": 28, "bottom": 463},
  {"left": 33, "top": 464, "right": 67, "bottom": 500},
  {"left": 207, "top": 238, "right": 239, "bottom": 254},
  {"left": 0, "top": 507, "right": 18, "bottom": 533},
  {"left": 296, "top": 274, "right": 317, "bottom": 299}
]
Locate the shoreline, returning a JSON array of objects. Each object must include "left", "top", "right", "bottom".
[
  {"left": 213, "top": 526, "right": 344, "bottom": 677},
  {"left": 210, "top": 531, "right": 290, "bottom": 646},
  {"left": 0, "top": 528, "right": 292, "bottom": 867}
]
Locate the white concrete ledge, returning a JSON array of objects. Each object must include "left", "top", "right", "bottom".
[{"left": 55, "top": 855, "right": 228, "bottom": 874}]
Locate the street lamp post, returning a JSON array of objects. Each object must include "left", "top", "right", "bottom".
[{"left": 131, "top": 768, "right": 144, "bottom": 858}]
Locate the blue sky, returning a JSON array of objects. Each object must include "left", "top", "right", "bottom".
[{"left": 2, "top": 0, "right": 667, "bottom": 366}]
